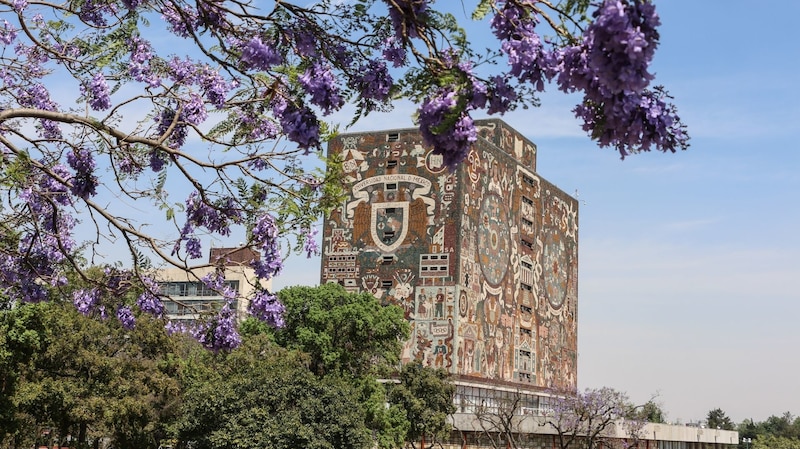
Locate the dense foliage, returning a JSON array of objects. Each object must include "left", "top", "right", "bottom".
[
  {"left": 1, "top": 284, "right": 455, "bottom": 449},
  {"left": 0, "top": 302, "right": 183, "bottom": 449},
  {"left": 0, "top": 0, "right": 686, "bottom": 345},
  {"left": 739, "top": 412, "right": 800, "bottom": 449}
]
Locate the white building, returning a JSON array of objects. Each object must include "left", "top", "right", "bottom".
[{"left": 159, "top": 246, "right": 268, "bottom": 322}]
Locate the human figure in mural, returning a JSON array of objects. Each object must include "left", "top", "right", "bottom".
[
  {"left": 464, "top": 339, "right": 475, "bottom": 375},
  {"left": 417, "top": 288, "right": 428, "bottom": 318},
  {"left": 433, "top": 339, "right": 447, "bottom": 368},
  {"left": 434, "top": 288, "right": 445, "bottom": 318}
]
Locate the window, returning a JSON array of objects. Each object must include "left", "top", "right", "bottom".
[
  {"left": 387, "top": 132, "right": 399, "bottom": 142},
  {"left": 382, "top": 255, "right": 394, "bottom": 264},
  {"left": 420, "top": 253, "right": 449, "bottom": 277},
  {"left": 522, "top": 217, "right": 534, "bottom": 228},
  {"left": 385, "top": 183, "right": 397, "bottom": 191},
  {"left": 520, "top": 305, "right": 532, "bottom": 314},
  {"left": 521, "top": 260, "right": 533, "bottom": 270},
  {"left": 520, "top": 327, "right": 532, "bottom": 336},
  {"left": 520, "top": 283, "right": 533, "bottom": 291},
  {"left": 383, "top": 230, "right": 395, "bottom": 242},
  {"left": 522, "top": 175, "right": 535, "bottom": 187},
  {"left": 521, "top": 239, "right": 533, "bottom": 249},
  {"left": 381, "top": 280, "right": 393, "bottom": 288},
  {"left": 387, "top": 160, "right": 398, "bottom": 169},
  {"left": 522, "top": 196, "right": 534, "bottom": 206}
]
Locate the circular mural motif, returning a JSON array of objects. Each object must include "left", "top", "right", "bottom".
[
  {"left": 478, "top": 193, "right": 511, "bottom": 286},
  {"left": 542, "top": 231, "right": 570, "bottom": 309}
]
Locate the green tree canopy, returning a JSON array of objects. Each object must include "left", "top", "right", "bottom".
[
  {"left": 174, "top": 334, "right": 372, "bottom": 449},
  {"left": 269, "top": 283, "right": 410, "bottom": 377},
  {"left": 387, "top": 363, "right": 456, "bottom": 449},
  {"left": 707, "top": 408, "right": 736, "bottom": 431},
  {"left": 1, "top": 302, "right": 183, "bottom": 449}
]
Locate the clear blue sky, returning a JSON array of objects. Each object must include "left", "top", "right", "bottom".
[{"left": 274, "top": 0, "right": 800, "bottom": 424}]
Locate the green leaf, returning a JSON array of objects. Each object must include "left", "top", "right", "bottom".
[{"left": 472, "top": 0, "right": 494, "bottom": 20}]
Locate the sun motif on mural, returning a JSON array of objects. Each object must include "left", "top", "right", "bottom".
[
  {"left": 542, "top": 231, "right": 571, "bottom": 309},
  {"left": 478, "top": 193, "right": 511, "bottom": 287}
]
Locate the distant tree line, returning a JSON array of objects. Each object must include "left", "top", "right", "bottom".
[{"left": 737, "top": 411, "right": 800, "bottom": 449}]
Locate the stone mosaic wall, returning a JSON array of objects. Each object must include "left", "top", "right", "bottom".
[{"left": 322, "top": 119, "right": 578, "bottom": 389}]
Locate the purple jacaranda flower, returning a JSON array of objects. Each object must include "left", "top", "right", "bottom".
[
  {"left": 240, "top": 36, "right": 282, "bottom": 71},
  {"left": 117, "top": 305, "right": 136, "bottom": 329}
]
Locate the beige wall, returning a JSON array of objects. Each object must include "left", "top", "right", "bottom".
[{"left": 158, "top": 265, "right": 270, "bottom": 320}]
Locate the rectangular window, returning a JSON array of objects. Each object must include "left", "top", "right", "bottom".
[
  {"left": 387, "top": 160, "right": 398, "bottom": 169},
  {"left": 521, "top": 239, "right": 533, "bottom": 249},
  {"left": 522, "top": 175, "right": 535, "bottom": 187},
  {"left": 522, "top": 196, "right": 534, "bottom": 206},
  {"left": 382, "top": 255, "right": 394, "bottom": 264},
  {"left": 520, "top": 305, "right": 532, "bottom": 314},
  {"left": 387, "top": 133, "right": 399, "bottom": 142},
  {"left": 520, "top": 327, "right": 532, "bottom": 336},
  {"left": 385, "top": 183, "right": 397, "bottom": 191},
  {"left": 522, "top": 217, "right": 534, "bottom": 228},
  {"left": 381, "top": 280, "right": 393, "bottom": 288},
  {"left": 521, "top": 283, "right": 533, "bottom": 291},
  {"left": 521, "top": 261, "right": 533, "bottom": 270}
]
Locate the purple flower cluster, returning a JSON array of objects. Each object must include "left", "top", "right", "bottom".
[
  {"left": 1, "top": 20, "right": 18, "bottom": 45},
  {"left": 240, "top": 36, "right": 282, "bottom": 71},
  {"left": 554, "top": 1, "right": 687, "bottom": 155},
  {"left": 73, "top": 288, "right": 101, "bottom": 315},
  {"left": 116, "top": 305, "right": 136, "bottom": 329},
  {"left": 162, "top": 5, "right": 198, "bottom": 38},
  {"left": 148, "top": 149, "right": 168, "bottom": 172},
  {"left": 198, "top": 66, "right": 228, "bottom": 109},
  {"left": 272, "top": 98, "right": 320, "bottom": 151},
  {"left": 250, "top": 213, "right": 283, "bottom": 280},
  {"left": 289, "top": 25, "right": 317, "bottom": 57},
  {"left": 491, "top": 2, "right": 550, "bottom": 91},
  {"left": 183, "top": 191, "right": 242, "bottom": 236},
  {"left": 238, "top": 107, "right": 280, "bottom": 143},
  {"left": 485, "top": 0, "right": 687, "bottom": 155},
  {"left": 352, "top": 59, "right": 393, "bottom": 104},
  {"left": 583, "top": 0, "right": 659, "bottom": 96},
  {"left": 137, "top": 276, "right": 165, "bottom": 317},
  {"left": 17, "top": 83, "right": 62, "bottom": 139},
  {"left": 248, "top": 290, "right": 285, "bottom": 328},
  {"left": 1, "top": 174, "right": 76, "bottom": 303},
  {"left": 303, "top": 227, "right": 319, "bottom": 258},
  {"left": 128, "top": 37, "right": 161, "bottom": 87},
  {"left": 82, "top": 72, "right": 111, "bottom": 110},
  {"left": 417, "top": 89, "right": 477, "bottom": 171},
  {"left": 78, "top": 0, "right": 116, "bottom": 27},
  {"left": 299, "top": 62, "right": 344, "bottom": 115},
  {"left": 383, "top": 0, "right": 429, "bottom": 41},
  {"left": 382, "top": 37, "right": 407, "bottom": 68},
  {"left": 193, "top": 302, "right": 242, "bottom": 351},
  {"left": 121, "top": 0, "right": 140, "bottom": 11},
  {"left": 66, "top": 147, "right": 98, "bottom": 199}
]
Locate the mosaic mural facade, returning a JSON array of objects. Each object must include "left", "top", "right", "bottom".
[{"left": 321, "top": 119, "right": 578, "bottom": 389}]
